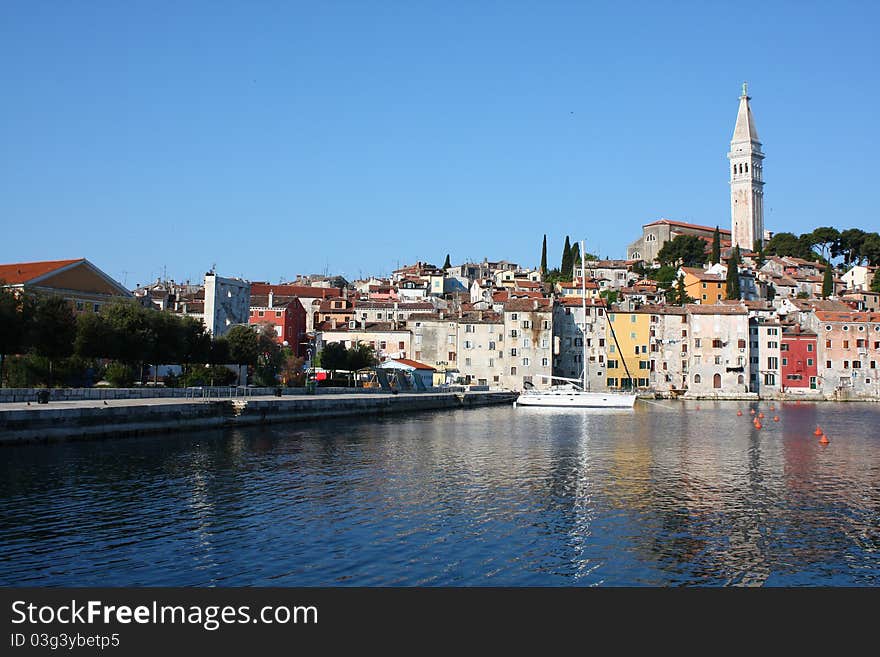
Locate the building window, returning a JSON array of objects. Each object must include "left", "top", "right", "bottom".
[
  {"left": 826, "top": 360, "right": 832, "bottom": 369},
  {"left": 712, "top": 339, "right": 723, "bottom": 348},
  {"left": 522, "top": 358, "right": 530, "bottom": 367},
  {"left": 807, "top": 358, "right": 814, "bottom": 366},
  {"left": 764, "top": 373, "right": 775, "bottom": 385},
  {"left": 465, "top": 357, "right": 472, "bottom": 366},
  {"left": 276, "top": 311, "right": 282, "bottom": 318},
  {"left": 511, "top": 348, "right": 518, "bottom": 356},
  {"left": 695, "top": 338, "right": 701, "bottom": 348},
  {"left": 807, "top": 343, "right": 814, "bottom": 352},
  {"left": 510, "top": 367, "right": 517, "bottom": 375},
  {"left": 694, "top": 374, "right": 701, "bottom": 384},
  {"left": 826, "top": 340, "right": 832, "bottom": 348},
  {"left": 542, "top": 358, "right": 549, "bottom": 367}
]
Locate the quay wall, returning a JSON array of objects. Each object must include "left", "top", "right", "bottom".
[
  {"left": 0, "top": 386, "right": 472, "bottom": 404},
  {"left": 0, "top": 392, "right": 517, "bottom": 445}
]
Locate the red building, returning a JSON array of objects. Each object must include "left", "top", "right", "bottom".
[
  {"left": 781, "top": 326, "right": 818, "bottom": 390},
  {"left": 248, "top": 293, "right": 307, "bottom": 356}
]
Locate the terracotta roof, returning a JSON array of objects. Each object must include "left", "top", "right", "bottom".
[
  {"left": 557, "top": 296, "right": 607, "bottom": 307},
  {"left": 0, "top": 258, "right": 84, "bottom": 285},
  {"left": 681, "top": 267, "right": 725, "bottom": 282},
  {"left": 503, "top": 298, "right": 552, "bottom": 312},
  {"left": 644, "top": 218, "right": 731, "bottom": 235},
  {"left": 685, "top": 303, "right": 748, "bottom": 315},
  {"left": 814, "top": 311, "right": 880, "bottom": 323},
  {"left": 251, "top": 283, "right": 341, "bottom": 298}
]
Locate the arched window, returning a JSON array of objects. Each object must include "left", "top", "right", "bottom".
[
  {"left": 733, "top": 165, "right": 737, "bottom": 176},
  {"left": 713, "top": 373, "right": 722, "bottom": 389},
  {"left": 738, "top": 374, "right": 744, "bottom": 385},
  {"left": 694, "top": 374, "right": 702, "bottom": 384},
  {"left": 745, "top": 163, "right": 749, "bottom": 173}
]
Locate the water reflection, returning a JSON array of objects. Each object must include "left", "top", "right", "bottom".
[{"left": 0, "top": 402, "right": 878, "bottom": 586}]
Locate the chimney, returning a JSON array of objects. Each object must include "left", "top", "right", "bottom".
[
  {"left": 268, "top": 290, "right": 274, "bottom": 308},
  {"left": 439, "top": 311, "right": 444, "bottom": 320},
  {"left": 533, "top": 300, "right": 539, "bottom": 310},
  {"left": 331, "top": 318, "right": 337, "bottom": 330}
]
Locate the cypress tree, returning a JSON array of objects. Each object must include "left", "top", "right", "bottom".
[
  {"left": 753, "top": 239, "right": 765, "bottom": 269},
  {"left": 676, "top": 274, "right": 688, "bottom": 305},
  {"left": 443, "top": 254, "right": 451, "bottom": 269},
  {"left": 561, "top": 235, "right": 572, "bottom": 279},
  {"left": 725, "top": 249, "right": 741, "bottom": 300},
  {"left": 540, "top": 235, "right": 547, "bottom": 275},
  {"left": 570, "top": 242, "right": 581, "bottom": 276},
  {"left": 711, "top": 226, "right": 721, "bottom": 264},
  {"left": 822, "top": 263, "right": 833, "bottom": 298}
]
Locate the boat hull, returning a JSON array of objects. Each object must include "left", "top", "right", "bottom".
[{"left": 515, "top": 391, "right": 637, "bottom": 408}]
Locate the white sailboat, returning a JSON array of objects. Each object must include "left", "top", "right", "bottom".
[{"left": 515, "top": 240, "right": 637, "bottom": 409}]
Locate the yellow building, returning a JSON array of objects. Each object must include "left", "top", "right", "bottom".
[
  {"left": 681, "top": 267, "right": 727, "bottom": 303},
  {"left": 606, "top": 310, "right": 652, "bottom": 389}
]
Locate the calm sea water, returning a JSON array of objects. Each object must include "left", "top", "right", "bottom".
[{"left": 1, "top": 401, "right": 878, "bottom": 586}]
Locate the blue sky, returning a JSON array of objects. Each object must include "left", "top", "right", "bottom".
[{"left": 2, "top": 1, "right": 878, "bottom": 287}]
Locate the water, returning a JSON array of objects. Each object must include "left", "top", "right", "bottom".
[{"left": 1, "top": 401, "right": 878, "bottom": 586}]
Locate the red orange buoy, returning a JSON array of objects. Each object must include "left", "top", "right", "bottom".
[
  {"left": 814, "top": 426, "right": 823, "bottom": 436},
  {"left": 750, "top": 409, "right": 756, "bottom": 415},
  {"left": 758, "top": 412, "right": 764, "bottom": 419},
  {"left": 737, "top": 410, "right": 743, "bottom": 416},
  {"left": 819, "top": 434, "right": 829, "bottom": 444},
  {"left": 770, "top": 405, "right": 775, "bottom": 411},
  {"left": 773, "top": 416, "right": 779, "bottom": 422},
  {"left": 755, "top": 422, "right": 762, "bottom": 429}
]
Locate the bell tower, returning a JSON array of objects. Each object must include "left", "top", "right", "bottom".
[{"left": 728, "top": 83, "right": 765, "bottom": 250}]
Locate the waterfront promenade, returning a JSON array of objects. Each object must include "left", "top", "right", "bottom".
[{"left": 0, "top": 390, "right": 518, "bottom": 444}]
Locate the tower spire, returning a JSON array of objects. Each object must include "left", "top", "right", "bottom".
[{"left": 728, "top": 84, "right": 765, "bottom": 250}]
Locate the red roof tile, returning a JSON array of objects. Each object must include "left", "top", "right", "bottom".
[{"left": 0, "top": 258, "right": 84, "bottom": 285}]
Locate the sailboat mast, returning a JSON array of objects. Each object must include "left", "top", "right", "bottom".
[{"left": 581, "top": 240, "right": 588, "bottom": 391}]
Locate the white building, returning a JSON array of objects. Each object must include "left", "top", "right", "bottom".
[{"left": 204, "top": 273, "right": 250, "bottom": 338}]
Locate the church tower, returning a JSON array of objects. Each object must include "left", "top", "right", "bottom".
[{"left": 728, "top": 83, "right": 765, "bottom": 250}]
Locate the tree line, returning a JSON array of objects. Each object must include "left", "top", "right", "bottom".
[
  {"left": 540, "top": 234, "right": 598, "bottom": 283},
  {"left": 0, "top": 290, "right": 302, "bottom": 388}
]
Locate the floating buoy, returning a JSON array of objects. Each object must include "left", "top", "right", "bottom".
[
  {"left": 770, "top": 405, "right": 776, "bottom": 411},
  {"left": 758, "top": 412, "right": 764, "bottom": 419},
  {"left": 750, "top": 409, "right": 756, "bottom": 415},
  {"left": 737, "top": 410, "right": 743, "bottom": 416},
  {"left": 696, "top": 404, "right": 701, "bottom": 410},
  {"left": 819, "top": 434, "right": 829, "bottom": 444},
  {"left": 755, "top": 421, "right": 762, "bottom": 429},
  {"left": 773, "top": 416, "right": 780, "bottom": 422},
  {"left": 814, "top": 426, "right": 823, "bottom": 436}
]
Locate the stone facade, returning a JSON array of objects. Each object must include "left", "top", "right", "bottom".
[{"left": 204, "top": 273, "right": 251, "bottom": 338}]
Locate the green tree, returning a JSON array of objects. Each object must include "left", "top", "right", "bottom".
[
  {"left": 30, "top": 296, "right": 77, "bottom": 386},
  {"left": 570, "top": 242, "right": 581, "bottom": 274},
  {"left": 870, "top": 272, "right": 880, "bottom": 294},
  {"left": 347, "top": 343, "right": 378, "bottom": 371},
  {"left": 657, "top": 234, "right": 708, "bottom": 268},
  {"left": 711, "top": 226, "right": 721, "bottom": 264},
  {"left": 861, "top": 232, "right": 880, "bottom": 266},
  {"left": 540, "top": 234, "right": 548, "bottom": 276},
  {"left": 253, "top": 323, "right": 282, "bottom": 386},
  {"left": 443, "top": 254, "right": 451, "bottom": 269},
  {"left": 101, "top": 299, "right": 155, "bottom": 378},
  {"left": 317, "top": 342, "right": 348, "bottom": 373},
  {"left": 822, "top": 263, "right": 834, "bottom": 299},
  {"left": 753, "top": 239, "right": 765, "bottom": 268},
  {"left": 599, "top": 289, "right": 618, "bottom": 305},
  {"left": 667, "top": 274, "right": 693, "bottom": 305},
  {"left": 74, "top": 312, "right": 113, "bottom": 359},
  {"left": 225, "top": 324, "right": 260, "bottom": 384},
  {"left": 0, "top": 288, "right": 33, "bottom": 387},
  {"left": 833, "top": 228, "right": 867, "bottom": 266},
  {"left": 765, "top": 232, "right": 813, "bottom": 260},
  {"left": 561, "top": 235, "right": 572, "bottom": 280},
  {"left": 725, "top": 249, "right": 741, "bottom": 300},
  {"left": 809, "top": 226, "right": 840, "bottom": 261},
  {"left": 766, "top": 283, "right": 776, "bottom": 301}
]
